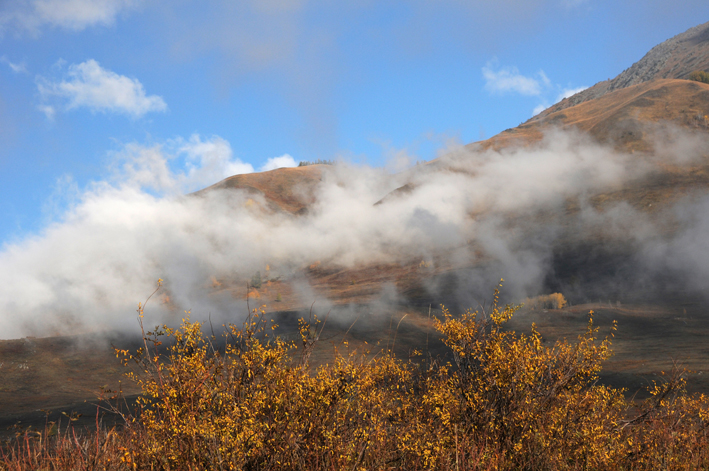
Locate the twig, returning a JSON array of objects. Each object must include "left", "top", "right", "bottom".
[{"left": 391, "top": 314, "right": 408, "bottom": 352}]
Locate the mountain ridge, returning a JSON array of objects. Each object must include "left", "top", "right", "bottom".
[{"left": 532, "top": 20, "right": 709, "bottom": 120}]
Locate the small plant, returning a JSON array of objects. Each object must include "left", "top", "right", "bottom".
[{"left": 250, "top": 271, "right": 262, "bottom": 289}]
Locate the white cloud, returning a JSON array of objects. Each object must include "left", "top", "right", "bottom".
[
  {"left": 36, "top": 59, "right": 167, "bottom": 118},
  {"left": 1, "top": 127, "right": 709, "bottom": 338},
  {"left": 178, "top": 134, "right": 255, "bottom": 186},
  {"left": 1, "top": 56, "right": 28, "bottom": 74},
  {"left": 532, "top": 103, "right": 548, "bottom": 116},
  {"left": 538, "top": 70, "right": 551, "bottom": 87},
  {"left": 260, "top": 154, "right": 298, "bottom": 172},
  {"left": 482, "top": 61, "right": 546, "bottom": 96},
  {"left": 556, "top": 86, "right": 588, "bottom": 102},
  {"left": 481, "top": 60, "right": 587, "bottom": 117},
  {"left": 1, "top": 0, "right": 140, "bottom": 34},
  {"left": 113, "top": 134, "right": 254, "bottom": 194},
  {"left": 38, "top": 104, "right": 56, "bottom": 120},
  {"left": 3, "top": 127, "right": 709, "bottom": 338},
  {"left": 483, "top": 61, "right": 587, "bottom": 115},
  {"left": 113, "top": 142, "right": 178, "bottom": 193},
  {"left": 531, "top": 86, "right": 589, "bottom": 117}
]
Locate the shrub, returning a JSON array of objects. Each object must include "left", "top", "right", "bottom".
[
  {"left": 431, "top": 294, "right": 626, "bottom": 469},
  {"left": 118, "top": 306, "right": 416, "bottom": 469},
  {"left": 524, "top": 292, "right": 568, "bottom": 310},
  {"left": 110, "top": 285, "right": 706, "bottom": 469},
  {"left": 688, "top": 70, "right": 709, "bottom": 84},
  {"left": 4, "top": 282, "right": 709, "bottom": 469}
]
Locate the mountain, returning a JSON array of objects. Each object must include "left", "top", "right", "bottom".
[
  {"left": 533, "top": 20, "right": 709, "bottom": 120},
  {"left": 206, "top": 22, "right": 709, "bottom": 228},
  {"left": 197, "top": 22, "right": 709, "bottom": 313}
]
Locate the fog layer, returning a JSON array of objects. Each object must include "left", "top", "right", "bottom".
[{"left": 1, "top": 128, "right": 707, "bottom": 338}]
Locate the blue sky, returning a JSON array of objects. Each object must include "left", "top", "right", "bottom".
[{"left": 1, "top": 0, "right": 708, "bottom": 245}]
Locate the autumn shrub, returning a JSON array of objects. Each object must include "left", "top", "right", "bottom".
[
  {"left": 689, "top": 70, "right": 709, "bottom": 84},
  {"left": 524, "top": 292, "right": 568, "bottom": 310},
  {"left": 429, "top": 292, "right": 629, "bottom": 469},
  {"left": 621, "top": 377, "right": 709, "bottom": 470},
  {"left": 3, "top": 282, "right": 709, "bottom": 470},
  {"left": 107, "top": 284, "right": 662, "bottom": 469}
]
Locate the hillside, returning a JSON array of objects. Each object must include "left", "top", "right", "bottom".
[
  {"left": 466, "top": 78, "right": 709, "bottom": 217},
  {"left": 478, "top": 78, "right": 709, "bottom": 153}
]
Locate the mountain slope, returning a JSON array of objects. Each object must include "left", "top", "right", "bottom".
[
  {"left": 533, "top": 21, "right": 709, "bottom": 120},
  {"left": 197, "top": 22, "right": 709, "bottom": 312},
  {"left": 478, "top": 78, "right": 709, "bottom": 153}
]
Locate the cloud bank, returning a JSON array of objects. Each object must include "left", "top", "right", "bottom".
[{"left": 1, "top": 125, "right": 708, "bottom": 339}]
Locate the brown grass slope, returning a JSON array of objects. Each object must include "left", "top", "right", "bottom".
[
  {"left": 479, "top": 78, "right": 709, "bottom": 153},
  {"left": 143, "top": 23, "right": 709, "bottom": 310}
]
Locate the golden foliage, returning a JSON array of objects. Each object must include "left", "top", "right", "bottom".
[{"left": 4, "top": 282, "right": 709, "bottom": 470}]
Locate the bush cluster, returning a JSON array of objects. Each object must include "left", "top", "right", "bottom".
[
  {"left": 688, "top": 70, "right": 709, "bottom": 84},
  {"left": 2, "top": 286, "right": 709, "bottom": 470}
]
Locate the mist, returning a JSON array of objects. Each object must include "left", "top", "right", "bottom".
[{"left": 1, "top": 127, "right": 708, "bottom": 339}]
